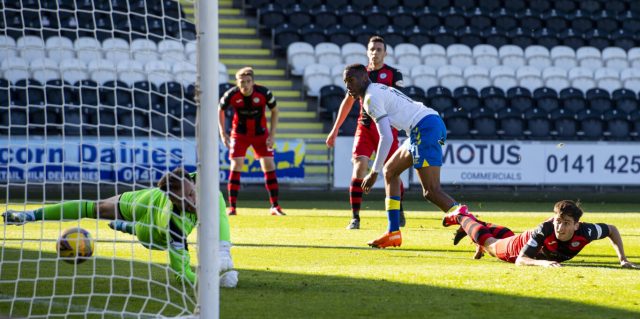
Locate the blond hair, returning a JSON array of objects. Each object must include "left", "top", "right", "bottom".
[{"left": 235, "top": 66, "right": 254, "bottom": 79}]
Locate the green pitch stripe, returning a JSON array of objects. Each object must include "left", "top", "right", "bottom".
[
  {"left": 279, "top": 122, "right": 323, "bottom": 130},
  {"left": 220, "top": 48, "right": 271, "bottom": 56},
  {"left": 220, "top": 28, "right": 256, "bottom": 35},
  {"left": 220, "top": 38, "right": 262, "bottom": 46},
  {"left": 221, "top": 58, "right": 277, "bottom": 66}
]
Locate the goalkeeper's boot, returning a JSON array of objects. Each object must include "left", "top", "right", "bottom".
[
  {"left": 367, "top": 231, "right": 402, "bottom": 249},
  {"left": 220, "top": 270, "right": 239, "bottom": 288},
  {"left": 399, "top": 210, "right": 406, "bottom": 227},
  {"left": 2, "top": 210, "right": 34, "bottom": 225},
  {"left": 108, "top": 220, "right": 136, "bottom": 235},
  {"left": 219, "top": 241, "right": 234, "bottom": 272},
  {"left": 226, "top": 207, "right": 237, "bottom": 216},
  {"left": 270, "top": 206, "right": 286, "bottom": 216},
  {"left": 442, "top": 205, "right": 475, "bottom": 227},
  {"left": 453, "top": 226, "right": 468, "bottom": 245},
  {"left": 346, "top": 218, "right": 360, "bottom": 230}
]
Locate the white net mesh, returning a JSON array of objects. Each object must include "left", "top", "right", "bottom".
[{"left": 0, "top": 0, "right": 202, "bottom": 317}]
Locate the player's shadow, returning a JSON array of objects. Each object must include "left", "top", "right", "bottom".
[
  {"left": 0, "top": 247, "right": 196, "bottom": 318},
  {"left": 235, "top": 243, "right": 477, "bottom": 256},
  {"left": 222, "top": 269, "right": 640, "bottom": 319}
]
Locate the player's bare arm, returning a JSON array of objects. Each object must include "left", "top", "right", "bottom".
[
  {"left": 267, "top": 106, "right": 279, "bottom": 149},
  {"left": 326, "top": 94, "right": 355, "bottom": 148},
  {"left": 218, "top": 109, "right": 230, "bottom": 148},
  {"left": 515, "top": 255, "right": 562, "bottom": 267},
  {"left": 606, "top": 224, "right": 640, "bottom": 269}
]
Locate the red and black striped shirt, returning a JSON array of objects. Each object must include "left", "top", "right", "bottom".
[{"left": 219, "top": 85, "right": 276, "bottom": 137}]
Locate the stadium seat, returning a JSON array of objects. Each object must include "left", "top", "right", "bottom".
[
  {"left": 172, "top": 61, "right": 197, "bottom": 87},
  {"left": 287, "top": 4, "right": 313, "bottom": 28},
  {"left": 337, "top": 6, "right": 364, "bottom": 29},
  {"left": 45, "top": 36, "right": 74, "bottom": 63},
  {"left": 318, "top": 85, "right": 345, "bottom": 119},
  {"left": 30, "top": 58, "right": 59, "bottom": 84},
  {"left": 416, "top": 7, "right": 441, "bottom": 30},
  {"left": 558, "top": 28, "right": 586, "bottom": 50},
  {"left": 480, "top": 86, "right": 507, "bottom": 112},
  {"left": 391, "top": 6, "right": 416, "bottom": 29},
  {"left": 507, "top": 86, "right": 533, "bottom": 112},
  {"left": 518, "top": 8, "right": 544, "bottom": 30},
  {"left": 403, "top": 26, "right": 430, "bottom": 47},
  {"left": 471, "top": 107, "right": 497, "bottom": 138},
  {"left": 482, "top": 26, "right": 509, "bottom": 48},
  {"left": 185, "top": 41, "right": 197, "bottom": 63},
  {"left": 447, "top": 44, "right": 473, "bottom": 68},
  {"left": 158, "top": 39, "right": 185, "bottom": 62},
  {"left": 595, "top": 10, "right": 620, "bottom": 33},
  {"left": 612, "top": 88, "right": 638, "bottom": 115},
  {"left": 311, "top": 42, "right": 341, "bottom": 70},
  {"left": 549, "top": 46, "right": 577, "bottom": 70},
  {"left": 17, "top": 36, "right": 46, "bottom": 62},
  {"left": 303, "top": 64, "right": 332, "bottom": 97},
  {"left": 437, "top": 65, "right": 464, "bottom": 91},
  {"left": 259, "top": 4, "right": 286, "bottom": 29},
  {"left": 341, "top": 43, "right": 367, "bottom": 66},
  {"left": 60, "top": 58, "right": 89, "bottom": 85},
  {"left": 442, "top": 7, "right": 466, "bottom": 30},
  {"left": 453, "top": 86, "right": 481, "bottom": 113},
  {"left": 575, "top": 47, "right": 603, "bottom": 70},
  {"left": 101, "top": 80, "right": 132, "bottom": 108},
  {"left": 102, "top": 38, "right": 131, "bottom": 62},
  {"left": 131, "top": 39, "right": 159, "bottom": 62},
  {"left": 585, "top": 88, "right": 612, "bottom": 114},
  {"left": 524, "top": 107, "right": 552, "bottom": 139},
  {"left": 286, "top": 42, "right": 315, "bottom": 76},
  {"left": 411, "top": 65, "right": 438, "bottom": 92},
  {"left": 603, "top": 109, "right": 631, "bottom": 140},
  {"left": 326, "top": 25, "right": 353, "bottom": 46},
  {"left": 492, "top": 8, "right": 518, "bottom": 32},
  {"left": 456, "top": 26, "right": 483, "bottom": 48},
  {"left": 273, "top": 24, "right": 301, "bottom": 51},
  {"left": 145, "top": 60, "right": 173, "bottom": 87},
  {"left": 499, "top": 45, "right": 525, "bottom": 69},
  {"left": 15, "top": 79, "right": 45, "bottom": 106},
  {"left": 497, "top": 107, "right": 524, "bottom": 138},
  {"left": 550, "top": 108, "right": 578, "bottom": 139},
  {"left": 568, "top": 67, "right": 596, "bottom": 92},
  {"left": 576, "top": 109, "right": 603, "bottom": 140},
  {"left": 74, "top": 79, "right": 100, "bottom": 107},
  {"left": 8, "top": 105, "right": 28, "bottom": 135},
  {"left": 594, "top": 68, "right": 622, "bottom": 93},
  {"left": 507, "top": 27, "right": 534, "bottom": 48},
  {"left": 331, "top": 64, "right": 345, "bottom": 87},
  {"left": 73, "top": 37, "right": 102, "bottom": 63},
  {"left": 490, "top": 66, "right": 517, "bottom": 92},
  {"left": 543, "top": 10, "right": 568, "bottom": 33},
  {"left": 620, "top": 68, "right": 640, "bottom": 92},
  {"left": 395, "top": 43, "right": 421, "bottom": 67},
  {"left": 430, "top": 26, "right": 457, "bottom": 47},
  {"left": 525, "top": 45, "right": 551, "bottom": 69},
  {"left": 473, "top": 44, "right": 500, "bottom": 68},
  {"left": 421, "top": 44, "right": 447, "bottom": 68},
  {"left": 0, "top": 79, "right": 10, "bottom": 107},
  {"left": 630, "top": 110, "right": 640, "bottom": 139},
  {"left": 116, "top": 60, "right": 146, "bottom": 87},
  {"left": 0, "top": 35, "right": 18, "bottom": 61},
  {"left": 463, "top": 65, "right": 491, "bottom": 91},
  {"left": 311, "top": 5, "right": 339, "bottom": 29},
  {"left": 542, "top": 67, "right": 570, "bottom": 91},
  {"left": 363, "top": 6, "right": 391, "bottom": 29},
  {"left": 584, "top": 29, "right": 610, "bottom": 50},
  {"left": 602, "top": 47, "right": 629, "bottom": 71},
  {"left": 516, "top": 66, "right": 543, "bottom": 92},
  {"left": 560, "top": 87, "right": 587, "bottom": 114},
  {"left": 45, "top": 79, "right": 75, "bottom": 106},
  {"left": 534, "top": 87, "right": 560, "bottom": 113},
  {"left": 300, "top": 24, "right": 327, "bottom": 46},
  {"left": 628, "top": 48, "right": 640, "bottom": 68},
  {"left": 427, "top": 86, "right": 454, "bottom": 113},
  {"left": 1, "top": 57, "right": 30, "bottom": 84},
  {"left": 443, "top": 106, "right": 471, "bottom": 138},
  {"left": 403, "top": 85, "right": 427, "bottom": 104},
  {"left": 88, "top": 59, "right": 117, "bottom": 85}
]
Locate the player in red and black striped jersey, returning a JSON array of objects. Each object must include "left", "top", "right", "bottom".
[
  {"left": 443, "top": 200, "right": 639, "bottom": 268},
  {"left": 326, "top": 36, "right": 406, "bottom": 230},
  {"left": 218, "top": 67, "right": 285, "bottom": 216}
]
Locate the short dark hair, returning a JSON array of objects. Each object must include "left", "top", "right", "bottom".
[
  {"left": 344, "top": 63, "right": 368, "bottom": 76},
  {"left": 158, "top": 167, "right": 194, "bottom": 197},
  {"left": 368, "top": 35, "right": 386, "bottom": 51},
  {"left": 553, "top": 200, "right": 584, "bottom": 222}
]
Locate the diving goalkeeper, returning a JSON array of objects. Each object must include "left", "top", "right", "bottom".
[{"left": 2, "top": 167, "right": 237, "bottom": 287}]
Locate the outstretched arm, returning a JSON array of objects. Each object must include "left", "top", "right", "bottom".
[
  {"left": 326, "top": 94, "right": 355, "bottom": 148},
  {"left": 607, "top": 224, "right": 639, "bottom": 269},
  {"left": 515, "top": 255, "right": 562, "bottom": 267}
]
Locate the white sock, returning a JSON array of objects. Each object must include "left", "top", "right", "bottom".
[{"left": 220, "top": 270, "right": 238, "bottom": 288}]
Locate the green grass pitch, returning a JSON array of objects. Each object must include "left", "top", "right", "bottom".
[{"left": 1, "top": 199, "right": 639, "bottom": 318}]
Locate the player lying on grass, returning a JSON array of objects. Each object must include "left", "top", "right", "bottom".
[
  {"left": 2, "top": 167, "right": 239, "bottom": 287},
  {"left": 343, "top": 63, "right": 468, "bottom": 249},
  {"left": 443, "top": 200, "right": 639, "bottom": 268}
]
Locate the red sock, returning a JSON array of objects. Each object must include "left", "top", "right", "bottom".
[
  {"left": 264, "top": 170, "right": 279, "bottom": 207},
  {"left": 228, "top": 171, "right": 241, "bottom": 209},
  {"left": 350, "top": 178, "right": 363, "bottom": 219},
  {"left": 459, "top": 215, "right": 494, "bottom": 246}
]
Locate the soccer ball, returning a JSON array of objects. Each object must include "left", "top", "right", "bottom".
[{"left": 56, "top": 227, "right": 94, "bottom": 264}]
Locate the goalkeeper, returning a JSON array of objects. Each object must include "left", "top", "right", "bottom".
[{"left": 2, "top": 167, "right": 237, "bottom": 287}]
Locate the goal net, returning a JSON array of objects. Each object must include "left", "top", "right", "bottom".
[{"left": 0, "top": 0, "right": 215, "bottom": 317}]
